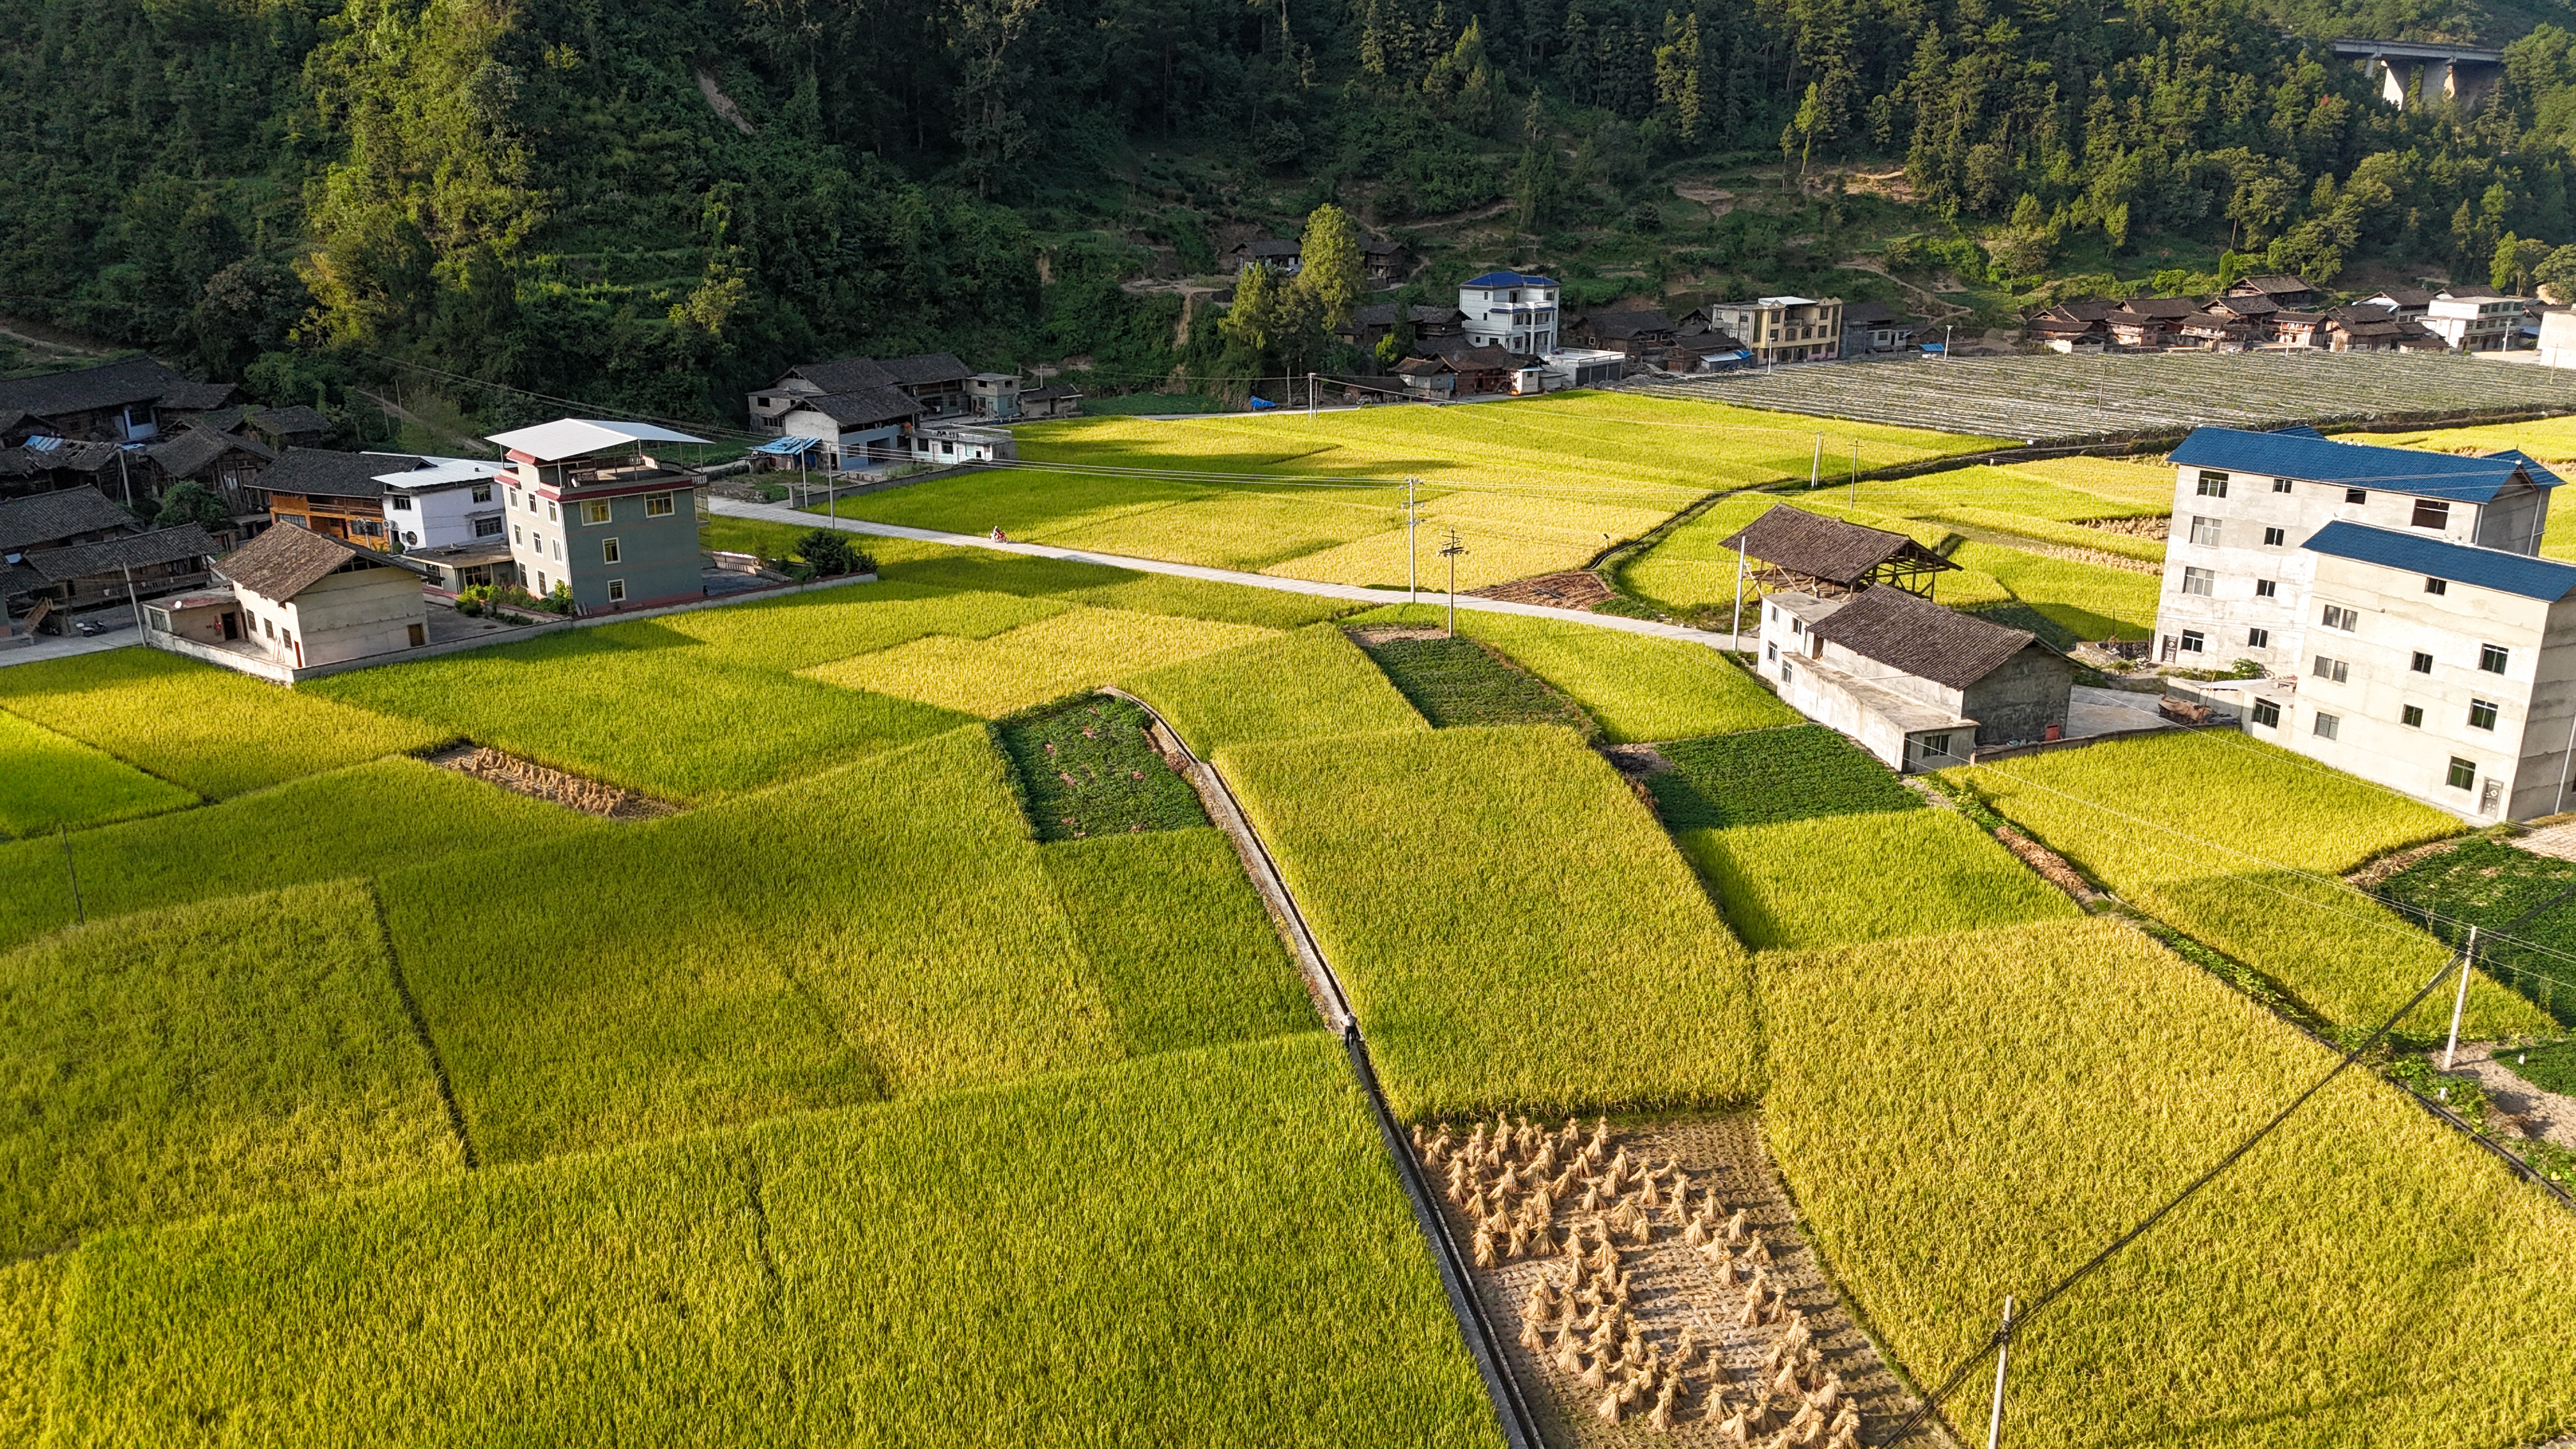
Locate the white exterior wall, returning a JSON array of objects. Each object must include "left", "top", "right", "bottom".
[
  {"left": 2250, "top": 555, "right": 2576, "bottom": 820},
  {"left": 234, "top": 564, "right": 425, "bottom": 668},
  {"left": 1459, "top": 284, "right": 1559, "bottom": 355},
  {"left": 783, "top": 410, "right": 902, "bottom": 467},
  {"left": 1755, "top": 595, "right": 1975, "bottom": 772},
  {"left": 382, "top": 480, "right": 503, "bottom": 551},
  {"left": 2425, "top": 296, "right": 2527, "bottom": 351},
  {"left": 2538, "top": 310, "right": 2576, "bottom": 369},
  {"left": 2152, "top": 460, "right": 2547, "bottom": 673}
]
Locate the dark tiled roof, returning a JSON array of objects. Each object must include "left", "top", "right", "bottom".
[
  {"left": 245, "top": 404, "right": 334, "bottom": 438},
  {"left": 1810, "top": 584, "right": 2052, "bottom": 689},
  {"left": 0, "top": 357, "right": 190, "bottom": 427},
  {"left": 1232, "top": 238, "right": 1301, "bottom": 258},
  {"left": 2370, "top": 288, "right": 2434, "bottom": 308},
  {"left": 259, "top": 448, "right": 422, "bottom": 500},
  {"left": 148, "top": 425, "right": 274, "bottom": 479},
  {"left": 2273, "top": 310, "right": 2325, "bottom": 325},
  {"left": 157, "top": 379, "right": 241, "bottom": 412},
  {"left": 1409, "top": 305, "right": 1464, "bottom": 325},
  {"left": 1719, "top": 505, "right": 1953, "bottom": 587},
  {"left": 2325, "top": 304, "right": 2396, "bottom": 324},
  {"left": 1360, "top": 238, "right": 1403, "bottom": 256},
  {"left": 1417, "top": 340, "right": 1523, "bottom": 370},
  {"left": 2304, "top": 521, "right": 2576, "bottom": 601},
  {"left": 27, "top": 440, "right": 126, "bottom": 475},
  {"left": 1352, "top": 303, "right": 1400, "bottom": 326},
  {"left": 2114, "top": 296, "right": 2200, "bottom": 319},
  {"left": 2440, "top": 284, "right": 2510, "bottom": 300},
  {"left": 877, "top": 352, "right": 974, "bottom": 387},
  {"left": 789, "top": 387, "right": 922, "bottom": 427},
  {"left": 782, "top": 358, "right": 898, "bottom": 394},
  {"left": 2211, "top": 294, "right": 2280, "bottom": 317},
  {"left": 1582, "top": 309, "right": 1677, "bottom": 340},
  {"left": 0, "top": 486, "right": 135, "bottom": 551},
  {"left": 1843, "top": 302, "right": 1910, "bottom": 328},
  {"left": 1023, "top": 383, "right": 1084, "bottom": 401},
  {"left": 2230, "top": 275, "right": 2315, "bottom": 296},
  {"left": 2172, "top": 426, "right": 2556, "bottom": 502},
  {"left": 20, "top": 523, "right": 217, "bottom": 583},
  {"left": 2047, "top": 300, "right": 2119, "bottom": 321},
  {"left": 1394, "top": 357, "right": 1452, "bottom": 377},
  {"left": 216, "top": 523, "right": 370, "bottom": 600}
]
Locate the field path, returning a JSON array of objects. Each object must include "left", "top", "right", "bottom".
[{"left": 712, "top": 497, "right": 1754, "bottom": 649}]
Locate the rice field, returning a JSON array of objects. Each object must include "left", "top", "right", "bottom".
[
  {"left": 0, "top": 880, "right": 463, "bottom": 1259},
  {"left": 1348, "top": 604, "right": 1801, "bottom": 742},
  {"left": 1948, "top": 539, "right": 2161, "bottom": 641},
  {"left": 878, "top": 547, "right": 1357, "bottom": 628},
  {"left": 0, "top": 648, "right": 441, "bottom": 799},
  {"left": 309, "top": 625, "right": 973, "bottom": 802},
  {"left": 42, "top": 1036, "right": 1503, "bottom": 1448},
  {"left": 0, "top": 709, "right": 195, "bottom": 837},
  {"left": 1219, "top": 724, "right": 1761, "bottom": 1121},
  {"left": 381, "top": 726, "right": 1122, "bottom": 1163},
  {"left": 1038, "top": 829, "right": 1317, "bottom": 1055},
  {"left": 1632, "top": 349, "right": 2575, "bottom": 441},
  {"left": 997, "top": 692, "right": 1208, "bottom": 840},
  {"left": 1646, "top": 724, "right": 1922, "bottom": 829},
  {"left": 648, "top": 581, "right": 1068, "bottom": 671},
  {"left": 0, "top": 1257, "right": 62, "bottom": 1443},
  {"left": 1356, "top": 634, "right": 1593, "bottom": 733},
  {"left": 1761, "top": 916, "right": 2576, "bottom": 1449},
  {"left": 1123, "top": 625, "right": 1429, "bottom": 753},
  {"left": 0, "top": 756, "right": 606, "bottom": 951},
  {"left": 802, "top": 607, "right": 1277, "bottom": 718},
  {"left": 1680, "top": 808, "right": 2079, "bottom": 951},
  {"left": 1955, "top": 732, "right": 2550, "bottom": 1038}
]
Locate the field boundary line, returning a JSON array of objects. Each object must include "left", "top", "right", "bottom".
[
  {"left": 1101, "top": 687, "right": 1541, "bottom": 1449},
  {"left": 362, "top": 880, "right": 478, "bottom": 1170}
]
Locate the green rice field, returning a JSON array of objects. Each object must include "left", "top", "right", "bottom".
[
  {"left": 0, "top": 710, "right": 195, "bottom": 837},
  {"left": 1124, "top": 625, "right": 1429, "bottom": 752},
  {"left": 1646, "top": 723, "right": 1923, "bottom": 828}
]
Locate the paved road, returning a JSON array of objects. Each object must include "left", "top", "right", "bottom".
[
  {"left": 0, "top": 620, "right": 144, "bottom": 670},
  {"left": 710, "top": 498, "right": 1753, "bottom": 650}
]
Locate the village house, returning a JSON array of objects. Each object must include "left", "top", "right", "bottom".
[
  {"left": 2225, "top": 274, "right": 2322, "bottom": 310},
  {"left": 2104, "top": 296, "right": 2199, "bottom": 348},
  {"left": 2025, "top": 299, "right": 2115, "bottom": 351},
  {"left": 2537, "top": 306, "right": 2576, "bottom": 368},
  {"left": 1703, "top": 296, "right": 1844, "bottom": 365},
  {"left": 1361, "top": 237, "right": 1409, "bottom": 284},
  {"left": 746, "top": 353, "right": 976, "bottom": 433},
  {"left": 2269, "top": 310, "right": 2327, "bottom": 348},
  {"left": 1568, "top": 308, "right": 1677, "bottom": 359},
  {"left": 376, "top": 456, "right": 507, "bottom": 554},
  {"left": 1395, "top": 342, "right": 1523, "bottom": 397},
  {"left": 2418, "top": 286, "right": 2531, "bottom": 351},
  {"left": 3, "top": 520, "right": 220, "bottom": 623},
  {"left": 1225, "top": 237, "right": 1303, "bottom": 274},
  {"left": 144, "top": 425, "right": 275, "bottom": 530},
  {"left": 0, "top": 356, "right": 238, "bottom": 447},
  {"left": 773, "top": 386, "right": 920, "bottom": 470},
  {"left": 0, "top": 438, "right": 137, "bottom": 505},
  {"left": 2178, "top": 308, "right": 2261, "bottom": 351},
  {"left": 1020, "top": 383, "right": 1084, "bottom": 419},
  {"left": 1839, "top": 302, "right": 1919, "bottom": 357},
  {"left": 261, "top": 448, "right": 429, "bottom": 547},
  {"left": 967, "top": 373, "right": 1023, "bottom": 418},
  {"left": 190, "top": 525, "right": 427, "bottom": 668},
  {"left": 487, "top": 419, "right": 710, "bottom": 613},
  {"left": 2358, "top": 287, "right": 2435, "bottom": 321},
  {"left": 2319, "top": 303, "right": 2446, "bottom": 353},
  {"left": 1460, "top": 272, "right": 1561, "bottom": 355},
  {"left": 1727, "top": 506, "right": 2072, "bottom": 770}
]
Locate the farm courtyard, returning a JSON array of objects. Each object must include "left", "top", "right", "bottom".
[{"left": 8, "top": 371, "right": 2576, "bottom": 1446}]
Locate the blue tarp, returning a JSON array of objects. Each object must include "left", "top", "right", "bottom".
[
  {"left": 1248, "top": 395, "right": 1276, "bottom": 409},
  {"left": 753, "top": 436, "right": 824, "bottom": 456}
]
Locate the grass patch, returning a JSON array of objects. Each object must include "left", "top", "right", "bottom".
[
  {"left": 382, "top": 726, "right": 1121, "bottom": 1163},
  {"left": 0, "top": 756, "right": 607, "bottom": 952},
  {"left": 310, "top": 624, "right": 972, "bottom": 802},
  {"left": 1220, "top": 725, "right": 1759, "bottom": 1121},
  {"left": 998, "top": 693, "right": 1207, "bottom": 841},
  {"left": 1646, "top": 724, "right": 1922, "bottom": 829},
  {"left": 0, "top": 710, "right": 196, "bottom": 837},
  {"left": 1354, "top": 634, "right": 1591, "bottom": 733},
  {"left": 2375, "top": 836, "right": 2576, "bottom": 1022},
  {"left": 802, "top": 606, "right": 1276, "bottom": 719},
  {"left": 47, "top": 1037, "right": 1502, "bottom": 1448},
  {"left": 1761, "top": 916, "right": 2576, "bottom": 1449},
  {"left": 1125, "top": 625, "right": 1428, "bottom": 754},
  {"left": 0, "top": 648, "right": 441, "bottom": 799},
  {"left": 0, "top": 880, "right": 463, "bottom": 1258},
  {"left": 2502, "top": 1038, "right": 2576, "bottom": 1094},
  {"left": 1956, "top": 732, "right": 2546, "bottom": 1039},
  {"left": 1349, "top": 603, "right": 1798, "bottom": 742},
  {"left": 1039, "top": 829, "right": 1315, "bottom": 1055},
  {"left": 1680, "top": 808, "right": 2078, "bottom": 950}
]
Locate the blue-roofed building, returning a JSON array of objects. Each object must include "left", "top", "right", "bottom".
[
  {"left": 1459, "top": 272, "right": 1560, "bottom": 356},
  {"left": 2152, "top": 424, "right": 2556, "bottom": 681}
]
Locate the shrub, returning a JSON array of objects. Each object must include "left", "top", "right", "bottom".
[{"left": 793, "top": 527, "right": 868, "bottom": 576}]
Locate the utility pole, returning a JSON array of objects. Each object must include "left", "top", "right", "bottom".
[
  {"left": 1406, "top": 477, "right": 1422, "bottom": 604},
  {"left": 1308, "top": 371, "right": 1319, "bottom": 419},
  {"left": 118, "top": 560, "right": 145, "bottom": 636},
  {"left": 1810, "top": 433, "right": 1821, "bottom": 488},
  {"left": 2442, "top": 926, "right": 2480, "bottom": 1071},
  {"left": 1731, "top": 544, "right": 1748, "bottom": 648},
  {"left": 1986, "top": 1296, "right": 2016, "bottom": 1449},
  {"left": 1850, "top": 438, "right": 1860, "bottom": 498},
  {"left": 1439, "top": 528, "right": 1466, "bottom": 637}
]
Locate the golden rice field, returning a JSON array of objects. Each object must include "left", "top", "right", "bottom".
[
  {"left": 1681, "top": 808, "right": 2078, "bottom": 951},
  {"left": 1124, "top": 625, "right": 1429, "bottom": 754},
  {"left": 802, "top": 606, "right": 1277, "bottom": 718}
]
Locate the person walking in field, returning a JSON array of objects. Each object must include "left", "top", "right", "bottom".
[{"left": 991, "top": 526, "right": 1009, "bottom": 542}]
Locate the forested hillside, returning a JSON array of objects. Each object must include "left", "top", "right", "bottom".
[{"left": 8, "top": 0, "right": 2576, "bottom": 418}]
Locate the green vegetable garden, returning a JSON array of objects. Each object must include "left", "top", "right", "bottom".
[{"left": 8, "top": 401, "right": 2576, "bottom": 1446}]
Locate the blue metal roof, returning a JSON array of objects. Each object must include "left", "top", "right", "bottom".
[
  {"left": 2170, "top": 425, "right": 2557, "bottom": 503},
  {"left": 2485, "top": 448, "right": 2565, "bottom": 489},
  {"left": 2303, "top": 521, "right": 2576, "bottom": 601},
  {"left": 1463, "top": 270, "right": 1557, "bottom": 288}
]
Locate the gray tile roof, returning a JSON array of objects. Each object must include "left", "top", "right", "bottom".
[
  {"left": 0, "top": 486, "right": 135, "bottom": 551},
  {"left": 258, "top": 448, "right": 424, "bottom": 500},
  {"left": 148, "top": 425, "right": 275, "bottom": 479},
  {"left": 876, "top": 352, "right": 974, "bottom": 387},
  {"left": 0, "top": 357, "right": 191, "bottom": 427},
  {"left": 20, "top": 523, "right": 217, "bottom": 583},
  {"left": 790, "top": 387, "right": 922, "bottom": 427},
  {"left": 1719, "top": 504, "right": 1954, "bottom": 587},
  {"left": 245, "top": 404, "right": 334, "bottom": 438},
  {"left": 215, "top": 523, "right": 368, "bottom": 600},
  {"left": 157, "top": 379, "right": 241, "bottom": 412},
  {"left": 781, "top": 358, "right": 899, "bottom": 394},
  {"left": 1809, "top": 583, "right": 2051, "bottom": 689}
]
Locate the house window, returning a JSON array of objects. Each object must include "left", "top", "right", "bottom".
[
  {"left": 390, "top": 495, "right": 413, "bottom": 511},
  {"left": 2425, "top": 577, "right": 2448, "bottom": 595},
  {"left": 2320, "top": 604, "right": 2356, "bottom": 631},
  {"left": 602, "top": 538, "right": 620, "bottom": 564},
  {"left": 513, "top": 525, "right": 523, "bottom": 544},
  {"left": 262, "top": 616, "right": 273, "bottom": 638},
  {"left": 2314, "top": 711, "right": 2340, "bottom": 740},
  {"left": 1781, "top": 663, "right": 1794, "bottom": 684},
  {"left": 2272, "top": 479, "right": 2293, "bottom": 493},
  {"left": 2469, "top": 700, "right": 2499, "bottom": 730},
  {"left": 2402, "top": 705, "right": 2424, "bottom": 727},
  {"left": 2255, "top": 579, "right": 2277, "bottom": 598},
  {"left": 583, "top": 500, "right": 612, "bottom": 525},
  {"left": 606, "top": 579, "right": 627, "bottom": 602},
  {"left": 552, "top": 539, "right": 563, "bottom": 560},
  {"left": 2412, "top": 650, "right": 2434, "bottom": 673},
  {"left": 2189, "top": 516, "right": 2221, "bottom": 546},
  {"left": 2345, "top": 487, "right": 2368, "bottom": 503},
  {"left": 2248, "top": 627, "right": 2269, "bottom": 647},
  {"left": 537, "top": 571, "right": 547, "bottom": 593},
  {"left": 645, "top": 493, "right": 675, "bottom": 518},
  {"left": 2196, "top": 470, "right": 2228, "bottom": 497},
  {"left": 2449, "top": 757, "right": 2478, "bottom": 790},
  {"left": 471, "top": 484, "right": 493, "bottom": 503},
  {"left": 2252, "top": 698, "right": 2280, "bottom": 727},
  {"left": 2313, "top": 656, "right": 2349, "bottom": 684},
  {"left": 2180, "top": 629, "right": 2205, "bottom": 653},
  {"left": 2481, "top": 643, "right": 2508, "bottom": 674},
  {"left": 2263, "top": 526, "right": 2285, "bottom": 546},
  {"left": 475, "top": 516, "right": 504, "bottom": 538},
  {"left": 2182, "top": 567, "right": 2214, "bottom": 597},
  {"left": 1766, "top": 642, "right": 1778, "bottom": 661},
  {"left": 546, "top": 502, "right": 558, "bottom": 522},
  {"left": 2412, "top": 499, "right": 2451, "bottom": 530}
]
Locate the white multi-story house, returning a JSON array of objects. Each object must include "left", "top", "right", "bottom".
[
  {"left": 2153, "top": 425, "right": 2576, "bottom": 820},
  {"left": 1459, "top": 272, "right": 1559, "bottom": 355},
  {"left": 2152, "top": 425, "right": 2554, "bottom": 675},
  {"left": 2420, "top": 288, "right": 2531, "bottom": 351},
  {"left": 374, "top": 457, "right": 507, "bottom": 551},
  {"left": 1704, "top": 296, "right": 1844, "bottom": 365}
]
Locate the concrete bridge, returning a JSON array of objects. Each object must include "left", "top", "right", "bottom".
[{"left": 2333, "top": 38, "right": 2504, "bottom": 109}]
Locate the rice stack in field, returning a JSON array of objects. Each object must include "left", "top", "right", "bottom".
[
  {"left": 0, "top": 648, "right": 440, "bottom": 799},
  {"left": 1759, "top": 916, "right": 2576, "bottom": 1449},
  {"left": 1220, "top": 724, "right": 1760, "bottom": 1120}
]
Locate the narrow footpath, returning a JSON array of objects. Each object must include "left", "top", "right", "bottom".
[{"left": 710, "top": 497, "right": 1753, "bottom": 650}]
